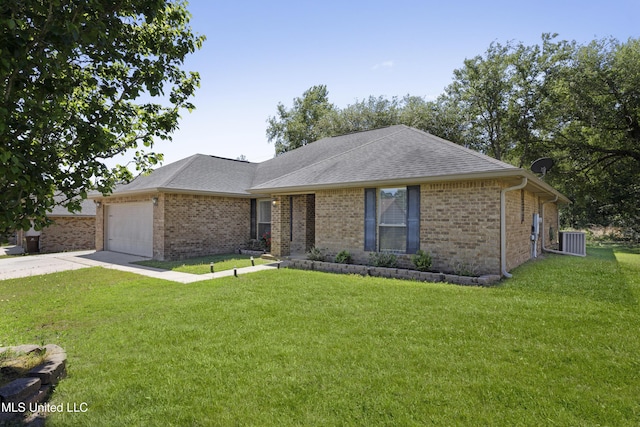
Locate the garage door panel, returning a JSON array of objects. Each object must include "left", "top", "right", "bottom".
[{"left": 106, "top": 203, "right": 153, "bottom": 257}]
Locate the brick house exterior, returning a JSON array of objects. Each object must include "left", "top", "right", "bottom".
[
  {"left": 95, "top": 193, "right": 250, "bottom": 261},
  {"left": 92, "top": 125, "right": 568, "bottom": 276},
  {"left": 16, "top": 198, "right": 96, "bottom": 254}
]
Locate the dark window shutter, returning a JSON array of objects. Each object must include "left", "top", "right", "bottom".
[
  {"left": 364, "top": 188, "right": 377, "bottom": 251},
  {"left": 289, "top": 196, "right": 293, "bottom": 242},
  {"left": 250, "top": 199, "right": 257, "bottom": 239},
  {"left": 406, "top": 185, "right": 420, "bottom": 254}
]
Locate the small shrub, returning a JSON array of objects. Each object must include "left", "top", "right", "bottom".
[
  {"left": 368, "top": 252, "right": 398, "bottom": 268},
  {"left": 412, "top": 249, "right": 432, "bottom": 272},
  {"left": 334, "top": 250, "right": 353, "bottom": 264},
  {"left": 307, "top": 246, "right": 326, "bottom": 261},
  {"left": 453, "top": 260, "right": 479, "bottom": 277},
  {"left": 260, "top": 231, "right": 272, "bottom": 252},
  {"left": 244, "top": 239, "right": 263, "bottom": 251}
]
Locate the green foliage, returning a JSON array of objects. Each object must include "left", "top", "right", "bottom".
[
  {"left": 270, "top": 35, "right": 640, "bottom": 234},
  {"left": 368, "top": 251, "right": 398, "bottom": 268},
  {"left": 306, "top": 246, "right": 326, "bottom": 261},
  {"left": 411, "top": 249, "right": 432, "bottom": 272},
  {"left": 548, "top": 38, "right": 640, "bottom": 233},
  {"left": 334, "top": 250, "right": 353, "bottom": 264},
  {"left": 266, "top": 85, "right": 336, "bottom": 155},
  {"left": 0, "top": 0, "right": 205, "bottom": 233},
  {"left": 452, "top": 260, "right": 479, "bottom": 277}
]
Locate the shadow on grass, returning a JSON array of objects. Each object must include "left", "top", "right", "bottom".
[{"left": 505, "top": 246, "right": 638, "bottom": 307}]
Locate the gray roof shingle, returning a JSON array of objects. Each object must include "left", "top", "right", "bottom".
[
  {"left": 100, "top": 125, "right": 566, "bottom": 202},
  {"left": 49, "top": 195, "right": 96, "bottom": 216},
  {"left": 108, "top": 154, "right": 259, "bottom": 196},
  {"left": 250, "top": 125, "right": 518, "bottom": 191}
]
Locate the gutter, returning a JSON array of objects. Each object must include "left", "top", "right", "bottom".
[{"left": 500, "top": 177, "right": 527, "bottom": 278}]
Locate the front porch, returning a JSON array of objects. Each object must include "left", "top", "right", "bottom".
[{"left": 270, "top": 194, "right": 315, "bottom": 258}]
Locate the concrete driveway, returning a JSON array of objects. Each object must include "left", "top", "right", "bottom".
[{"left": 0, "top": 249, "right": 279, "bottom": 283}]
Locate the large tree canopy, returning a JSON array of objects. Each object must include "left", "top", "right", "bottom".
[
  {"left": 549, "top": 38, "right": 640, "bottom": 231},
  {"left": 266, "top": 85, "right": 335, "bottom": 155},
  {"left": 266, "top": 35, "right": 640, "bottom": 235},
  {"left": 0, "top": 0, "right": 204, "bottom": 232}
]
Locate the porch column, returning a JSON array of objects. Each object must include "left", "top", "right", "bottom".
[
  {"left": 95, "top": 200, "right": 104, "bottom": 251},
  {"left": 271, "top": 196, "right": 291, "bottom": 257}
]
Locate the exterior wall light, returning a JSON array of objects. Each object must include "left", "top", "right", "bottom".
[
  {"left": 94, "top": 200, "right": 101, "bottom": 208},
  {"left": 152, "top": 197, "right": 158, "bottom": 206},
  {"left": 272, "top": 197, "right": 277, "bottom": 207}
]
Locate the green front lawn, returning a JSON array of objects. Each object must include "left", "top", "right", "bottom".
[
  {"left": 133, "top": 253, "right": 271, "bottom": 274},
  {"left": 0, "top": 247, "right": 638, "bottom": 426}
]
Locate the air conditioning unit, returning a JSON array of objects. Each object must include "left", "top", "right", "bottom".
[{"left": 559, "top": 231, "right": 586, "bottom": 257}]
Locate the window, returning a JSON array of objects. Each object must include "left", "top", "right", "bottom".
[
  {"left": 378, "top": 188, "right": 407, "bottom": 253},
  {"left": 257, "top": 199, "right": 271, "bottom": 239},
  {"left": 364, "top": 186, "right": 420, "bottom": 254}
]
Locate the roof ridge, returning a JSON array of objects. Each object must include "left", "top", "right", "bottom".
[{"left": 255, "top": 126, "right": 408, "bottom": 189}]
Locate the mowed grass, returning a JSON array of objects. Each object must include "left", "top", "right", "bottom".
[
  {"left": 0, "top": 247, "right": 638, "bottom": 426},
  {"left": 133, "top": 253, "right": 272, "bottom": 274}
]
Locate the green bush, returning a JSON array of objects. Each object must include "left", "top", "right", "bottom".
[
  {"left": 368, "top": 252, "right": 398, "bottom": 268},
  {"left": 334, "top": 250, "right": 353, "bottom": 264},
  {"left": 412, "top": 249, "right": 432, "bottom": 272},
  {"left": 306, "top": 246, "right": 326, "bottom": 261}
]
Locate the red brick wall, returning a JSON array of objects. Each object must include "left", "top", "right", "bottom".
[
  {"left": 290, "top": 194, "right": 316, "bottom": 255},
  {"left": 161, "top": 193, "right": 250, "bottom": 260},
  {"left": 421, "top": 180, "right": 502, "bottom": 275},
  {"left": 310, "top": 179, "right": 542, "bottom": 276},
  {"left": 312, "top": 182, "right": 502, "bottom": 274},
  {"left": 38, "top": 217, "right": 95, "bottom": 253},
  {"left": 95, "top": 193, "right": 250, "bottom": 260}
]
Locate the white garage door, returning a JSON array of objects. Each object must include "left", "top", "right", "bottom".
[{"left": 106, "top": 203, "right": 153, "bottom": 257}]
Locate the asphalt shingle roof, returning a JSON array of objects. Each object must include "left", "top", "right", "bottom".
[
  {"left": 250, "top": 125, "right": 518, "bottom": 191},
  {"left": 49, "top": 196, "right": 96, "bottom": 216},
  {"left": 109, "top": 154, "right": 258, "bottom": 196},
  {"left": 103, "top": 125, "right": 565, "bottom": 201}
]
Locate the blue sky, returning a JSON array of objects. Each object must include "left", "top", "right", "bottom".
[{"left": 126, "top": 0, "right": 640, "bottom": 166}]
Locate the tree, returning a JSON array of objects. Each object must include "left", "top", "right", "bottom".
[
  {"left": 321, "top": 95, "right": 400, "bottom": 136},
  {"left": 266, "top": 85, "right": 335, "bottom": 155},
  {"left": 399, "top": 95, "right": 468, "bottom": 146},
  {"left": 266, "top": 88, "right": 472, "bottom": 154},
  {"left": 446, "top": 41, "right": 514, "bottom": 160},
  {"left": 550, "top": 37, "right": 640, "bottom": 233},
  {"left": 0, "top": 0, "right": 204, "bottom": 233}
]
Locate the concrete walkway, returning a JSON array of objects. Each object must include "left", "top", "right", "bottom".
[{"left": 0, "top": 249, "right": 280, "bottom": 283}]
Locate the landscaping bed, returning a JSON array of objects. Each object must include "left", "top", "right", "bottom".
[{"left": 282, "top": 258, "right": 501, "bottom": 285}]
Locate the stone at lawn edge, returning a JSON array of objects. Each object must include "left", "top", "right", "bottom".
[
  {"left": 0, "top": 377, "right": 41, "bottom": 404},
  {"left": 27, "top": 357, "right": 66, "bottom": 386},
  {"left": 43, "top": 344, "right": 66, "bottom": 357},
  {"left": 11, "top": 344, "right": 42, "bottom": 355}
]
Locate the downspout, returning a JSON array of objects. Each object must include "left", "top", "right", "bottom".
[{"left": 500, "top": 177, "right": 527, "bottom": 278}]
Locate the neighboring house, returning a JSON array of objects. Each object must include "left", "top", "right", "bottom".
[
  {"left": 16, "top": 197, "right": 96, "bottom": 253},
  {"left": 91, "top": 125, "right": 569, "bottom": 276}
]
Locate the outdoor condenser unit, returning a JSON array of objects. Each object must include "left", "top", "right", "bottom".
[{"left": 559, "top": 231, "right": 586, "bottom": 257}]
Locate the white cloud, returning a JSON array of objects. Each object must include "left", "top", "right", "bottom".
[{"left": 372, "top": 60, "right": 394, "bottom": 70}]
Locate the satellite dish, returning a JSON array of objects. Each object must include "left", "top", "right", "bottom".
[{"left": 531, "top": 157, "right": 554, "bottom": 178}]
